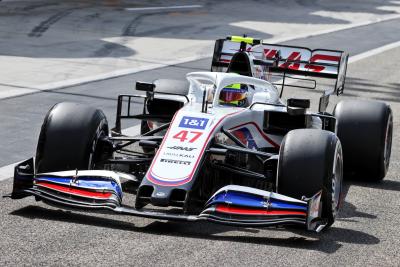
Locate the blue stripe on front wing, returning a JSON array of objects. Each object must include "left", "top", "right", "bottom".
[
  {"left": 208, "top": 191, "right": 307, "bottom": 211},
  {"left": 35, "top": 176, "right": 122, "bottom": 199}
]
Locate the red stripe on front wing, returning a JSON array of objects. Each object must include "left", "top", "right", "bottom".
[
  {"left": 36, "top": 181, "right": 112, "bottom": 199},
  {"left": 216, "top": 204, "right": 306, "bottom": 216}
]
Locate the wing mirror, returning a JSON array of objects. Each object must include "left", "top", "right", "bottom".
[{"left": 136, "top": 81, "right": 155, "bottom": 92}]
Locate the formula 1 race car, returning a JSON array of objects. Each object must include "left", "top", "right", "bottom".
[{"left": 7, "top": 36, "right": 393, "bottom": 232}]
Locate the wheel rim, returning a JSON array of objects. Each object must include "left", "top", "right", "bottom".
[
  {"left": 331, "top": 144, "right": 343, "bottom": 218},
  {"left": 383, "top": 113, "right": 393, "bottom": 172}
]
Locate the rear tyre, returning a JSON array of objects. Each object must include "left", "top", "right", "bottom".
[
  {"left": 36, "top": 102, "right": 109, "bottom": 173},
  {"left": 334, "top": 100, "right": 392, "bottom": 181},
  {"left": 277, "top": 129, "right": 343, "bottom": 227}
]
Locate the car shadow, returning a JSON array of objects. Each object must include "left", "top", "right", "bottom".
[
  {"left": 337, "top": 201, "right": 377, "bottom": 222},
  {"left": 10, "top": 204, "right": 379, "bottom": 254},
  {"left": 347, "top": 179, "right": 400, "bottom": 192},
  {"left": 336, "top": 180, "right": 389, "bottom": 223}
]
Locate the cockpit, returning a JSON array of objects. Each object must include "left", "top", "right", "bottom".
[{"left": 186, "top": 72, "right": 280, "bottom": 109}]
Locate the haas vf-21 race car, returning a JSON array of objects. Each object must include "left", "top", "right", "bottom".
[{"left": 7, "top": 37, "right": 393, "bottom": 232}]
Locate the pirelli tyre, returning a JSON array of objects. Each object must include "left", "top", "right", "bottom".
[
  {"left": 334, "top": 100, "right": 393, "bottom": 181},
  {"left": 35, "top": 102, "right": 109, "bottom": 173},
  {"left": 277, "top": 129, "right": 343, "bottom": 227}
]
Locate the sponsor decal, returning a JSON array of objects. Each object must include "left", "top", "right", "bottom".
[
  {"left": 163, "top": 152, "right": 195, "bottom": 158},
  {"left": 232, "top": 127, "right": 258, "bottom": 149},
  {"left": 263, "top": 49, "right": 340, "bottom": 72},
  {"left": 160, "top": 158, "right": 191, "bottom": 165},
  {"left": 167, "top": 146, "right": 197, "bottom": 151},
  {"left": 230, "top": 122, "right": 280, "bottom": 148},
  {"left": 179, "top": 116, "right": 209, "bottom": 130}
]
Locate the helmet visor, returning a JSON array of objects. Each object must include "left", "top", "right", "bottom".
[{"left": 219, "top": 88, "right": 247, "bottom": 103}]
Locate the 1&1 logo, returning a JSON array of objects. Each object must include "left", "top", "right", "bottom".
[{"left": 179, "top": 116, "right": 209, "bottom": 130}]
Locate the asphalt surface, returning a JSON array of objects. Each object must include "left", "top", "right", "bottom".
[{"left": 1, "top": 1, "right": 400, "bottom": 266}]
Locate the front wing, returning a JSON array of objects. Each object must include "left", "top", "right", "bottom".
[{"left": 6, "top": 158, "right": 327, "bottom": 232}]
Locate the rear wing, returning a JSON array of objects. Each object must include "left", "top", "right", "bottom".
[{"left": 211, "top": 37, "right": 349, "bottom": 95}]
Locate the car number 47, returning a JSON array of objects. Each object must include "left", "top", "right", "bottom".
[{"left": 173, "top": 130, "right": 202, "bottom": 143}]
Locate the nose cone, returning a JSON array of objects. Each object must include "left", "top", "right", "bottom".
[{"left": 135, "top": 184, "right": 188, "bottom": 209}]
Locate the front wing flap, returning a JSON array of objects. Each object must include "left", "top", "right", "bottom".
[{"left": 199, "top": 185, "right": 326, "bottom": 231}]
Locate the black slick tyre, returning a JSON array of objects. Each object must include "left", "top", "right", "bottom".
[
  {"left": 35, "top": 102, "right": 109, "bottom": 173},
  {"left": 277, "top": 129, "right": 343, "bottom": 227},
  {"left": 334, "top": 100, "right": 392, "bottom": 181}
]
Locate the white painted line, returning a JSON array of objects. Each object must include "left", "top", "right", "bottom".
[
  {"left": 268, "top": 13, "right": 400, "bottom": 44},
  {"left": 32, "top": 54, "right": 207, "bottom": 91},
  {"left": 121, "top": 124, "right": 141, "bottom": 136},
  {"left": 125, "top": 5, "right": 202, "bottom": 11},
  {"left": 349, "top": 40, "right": 400, "bottom": 63},
  {"left": 0, "top": 162, "right": 18, "bottom": 182}
]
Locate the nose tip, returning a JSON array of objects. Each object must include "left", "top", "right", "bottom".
[{"left": 150, "top": 189, "right": 172, "bottom": 206}]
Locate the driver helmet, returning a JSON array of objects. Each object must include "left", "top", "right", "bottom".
[{"left": 219, "top": 83, "right": 249, "bottom": 107}]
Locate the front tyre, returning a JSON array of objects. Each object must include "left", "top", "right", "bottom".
[
  {"left": 277, "top": 129, "right": 343, "bottom": 227},
  {"left": 36, "top": 102, "right": 109, "bottom": 173}
]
